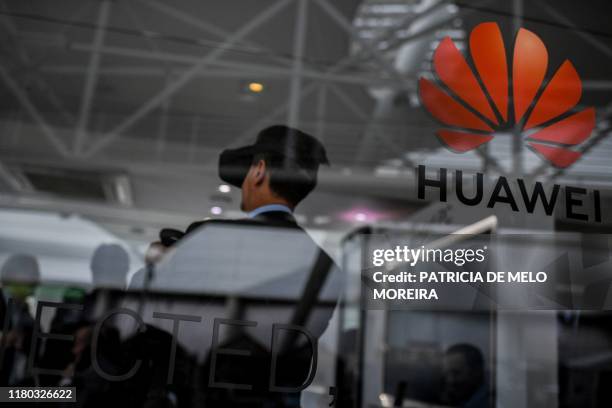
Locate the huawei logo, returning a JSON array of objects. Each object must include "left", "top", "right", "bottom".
[{"left": 419, "top": 22, "right": 595, "bottom": 168}]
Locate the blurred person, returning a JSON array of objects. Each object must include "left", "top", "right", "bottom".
[
  {"left": 41, "top": 244, "right": 133, "bottom": 405},
  {"left": 90, "top": 243, "right": 130, "bottom": 290},
  {"left": 36, "top": 244, "right": 130, "bottom": 386},
  {"left": 59, "top": 320, "right": 127, "bottom": 408},
  {"left": 0, "top": 254, "right": 40, "bottom": 385},
  {"left": 1, "top": 253, "right": 40, "bottom": 298},
  {"left": 442, "top": 343, "right": 490, "bottom": 408},
  {"left": 37, "top": 287, "right": 88, "bottom": 386},
  {"left": 82, "top": 243, "right": 131, "bottom": 323}
]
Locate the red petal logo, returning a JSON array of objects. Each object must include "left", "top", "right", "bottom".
[{"left": 419, "top": 22, "right": 595, "bottom": 168}]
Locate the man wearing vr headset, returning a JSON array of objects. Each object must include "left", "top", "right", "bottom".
[
  {"left": 148, "top": 124, "right": 330, "bottom": 249},
  {"left": 127, "top": 126, "right": 339, "bottom": 407}
]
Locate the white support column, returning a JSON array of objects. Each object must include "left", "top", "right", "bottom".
[
  {"left": 74, "top": 0, "right": 111, "bottom": 155},
  {"left": 156, "top": 73, "right": 172, "bottom": 159},
  {"left": 315, "top": 84, "right": 328, "bottom": 140},
  {"left": 512, "top": 0, "right": 523, "bottom": 176},
  {"left": 287, "top": 0, "right": 308, "bottom": 128}
]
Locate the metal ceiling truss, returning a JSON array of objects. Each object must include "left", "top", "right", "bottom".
[{"left": 1, "top": 0, "right": 611, "bottom": 178}]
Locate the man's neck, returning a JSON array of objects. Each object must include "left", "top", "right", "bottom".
[
  {"left": 247, "top": 203, "right": 293, "bottom": 218},
  {"left": 248, "top": 197, "right": 293, "bottom": 212}
]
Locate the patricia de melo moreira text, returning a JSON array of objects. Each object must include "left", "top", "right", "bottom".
[{"left": 370, "top": 246, "right": 547, "bottom": 300}]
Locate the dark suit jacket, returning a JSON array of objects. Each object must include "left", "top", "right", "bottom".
[{"left": 125, "top": 211, "right": 342, "bottom": 408}]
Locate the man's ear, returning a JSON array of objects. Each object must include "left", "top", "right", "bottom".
[{"left": 254, "top": 159, "right": 266, "bottom": 185}]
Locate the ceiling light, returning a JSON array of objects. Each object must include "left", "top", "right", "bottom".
[
  {"left": 354, "top": 212, "right": 367, "bottom": 222},
  {"left": 218, "top": 184, "right": 231, "bottom": 193},
  {"left": 248, "top": 82, "right": 264, "bottom": 93},
  {"left": 340, "top": 208, "right": 386, "bottom": 223},
  {"left": 210, "top": 206, "right": 223, "bottom": 215}
]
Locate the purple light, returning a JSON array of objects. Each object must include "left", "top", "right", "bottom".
[
  {"left": 340, "top": 208, "right": 386, "bottom": 223},
  {"left": 354, "top": 212, "right": 367, "bottom": 222}
]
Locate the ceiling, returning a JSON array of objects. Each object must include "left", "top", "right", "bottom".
[{"left": 1, "top": 0, "right": 611, "bottom": 240}]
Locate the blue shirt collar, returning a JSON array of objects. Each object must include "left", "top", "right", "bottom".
[{"left": 247, "top": 204, "right": 293, "bottom": 218}]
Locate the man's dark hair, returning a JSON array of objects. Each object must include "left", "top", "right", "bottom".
[
  {"left": 219, "top": 125, "right": 328, "bottom": 204},
  {"left": 254, "top": 151, "right": 319, "bottom": 206},
  {"left": 446, "top": 343, "right": 485, "bottom": 373}
]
